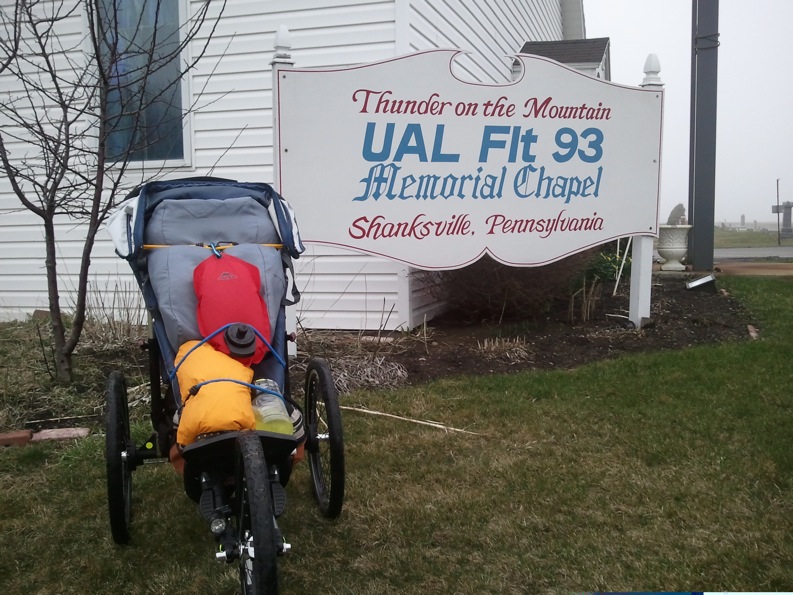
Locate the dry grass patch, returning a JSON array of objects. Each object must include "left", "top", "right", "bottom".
[
  {"left": 291, "top": 325, "right": 434, "bottom": 396},
  {"left": 476, "top": 336, "right": 533, "bottom": 363}
]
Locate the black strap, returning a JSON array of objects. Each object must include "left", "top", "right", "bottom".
[{"left": 281, "top": 252, "right": 301, "bottom": 306}]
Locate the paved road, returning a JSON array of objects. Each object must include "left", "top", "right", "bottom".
[
  {"left": 710, "top": 247, "right": 793, "bottom": 276},
  {"left": 714, "top": 247, "right": 793, "bottom": 260}
]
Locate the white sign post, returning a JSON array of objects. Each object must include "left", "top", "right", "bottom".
[{"left": 276, "top": 48, "right": 663, "bottom": 326}]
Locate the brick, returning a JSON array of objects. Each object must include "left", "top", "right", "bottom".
[
  {"left": 0, "top": 430, "right": 34, "bottom": 447},
  {"left": 30, "top": 428, "right": 91, "bottom": 442}
]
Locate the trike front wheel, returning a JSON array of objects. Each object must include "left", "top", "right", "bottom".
[{"left": 235, "top": 431, "right": 279, "bottom": 594}]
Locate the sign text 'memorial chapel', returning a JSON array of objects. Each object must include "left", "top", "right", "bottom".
[{"left": 277, "top": 50, "right": 662, "bottom": 269}]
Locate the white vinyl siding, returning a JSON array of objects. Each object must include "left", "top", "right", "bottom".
[
  {"left": 189, "top": 0, "right": 398, "bottom": 180},
  {"left": 0, "top": 0, "right": 577, "bottom": 330},
  {"left": 295, "top": 246, "right": 404, "bottom": 329},
  {"left": 0, "top": 0, "right": 94, "bottom": 316},
  {"left": 0, "top": 0, "right": 399, "bottom": 321},
  {"left": 408, "top": 0, "right": 563, "bottom": 82},
  {"left": 267, "top": 2, "right": 401, "bottom": 330}
]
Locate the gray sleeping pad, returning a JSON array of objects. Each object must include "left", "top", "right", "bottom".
[{"left": 144, "top": 197, "right": 286, "bottom": 352}]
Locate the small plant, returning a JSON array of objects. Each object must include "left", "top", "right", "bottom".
[
  {"left": 567, "top": 241, "right": 631, "bottom": 323},
  {"left": 393, "top": 316, "right": 434, "bottom": 355},
  {"left": 587, "top": 246, "right": 631, "bottom": 282},
  {"left": 476, "top": 336, "right": 531, "bottom": 362},
  {"left": 79, "top": 279, "right": 147, "bottom": 350},
  {"left": 568, "top": 276, "right": 600, "bottom": 323}
]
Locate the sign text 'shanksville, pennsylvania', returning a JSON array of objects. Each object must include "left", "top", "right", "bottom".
[{"left": 277, "top": 50, "right": 663, "bottom": 269}]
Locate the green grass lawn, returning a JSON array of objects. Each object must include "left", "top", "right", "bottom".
[
  {"left": 1, "top": 276, "right": 792, "bottom": 593},
  {"left": 714, "top": 226, "right": 793, "bottom": 248}
]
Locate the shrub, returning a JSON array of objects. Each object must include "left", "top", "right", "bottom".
[
  {"left": 415, "top": 251, "right": 595, "bottom": 324},
  {"left": 585, "top": 241, "right": 631, "bottom": 282}
]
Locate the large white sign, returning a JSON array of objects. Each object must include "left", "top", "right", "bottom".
[{"left": 277, "top": 50, "right": 662, "bottom": 269}]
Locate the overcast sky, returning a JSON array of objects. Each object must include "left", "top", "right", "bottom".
[{"left": 584, "top": 0, "right": 793, "bottom": 226}]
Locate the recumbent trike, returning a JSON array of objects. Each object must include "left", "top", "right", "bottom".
[{"left": 104, "top": 178, "right": 345, "bottom": 594}]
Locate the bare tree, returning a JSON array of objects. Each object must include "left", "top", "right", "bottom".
[
  {"left": 0, "top": 0, "right": 226, "bottom": 383},
  {"left": 0, "top": 1, "right": 23, "bottom": 75}
]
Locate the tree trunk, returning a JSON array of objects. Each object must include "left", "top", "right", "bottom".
[{"left": 43, "top": 216, "right": 72, "bottom": 384}]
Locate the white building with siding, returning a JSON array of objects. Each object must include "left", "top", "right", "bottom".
[{"left": 0, "top": 0, "right": 588, "bottom": 330}]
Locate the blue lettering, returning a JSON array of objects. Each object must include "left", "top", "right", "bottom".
[
  {"left": 353, "top": 163, "right": 400, "bottom": 201},
  {"left": 430, "top": 124, "right": 460, "bottom": 162},
  {"left": 478, "top": 125, "right": 510, "bottom": 162},
  {"left": 393, "top": 124, "right": 428, "bottom": 162},
  {"left": 362, "top": 122, "right": 394, "bottom": 162},
  {"left": 363, "top": 123, "right": 461, "bottom": 163},
  {"left": 479, "top": 126, "right": 538, "bottom": 163}
]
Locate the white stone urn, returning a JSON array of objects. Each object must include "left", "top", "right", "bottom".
[{"left": 657, "top": 224, "right": 692, "bottom": 271}]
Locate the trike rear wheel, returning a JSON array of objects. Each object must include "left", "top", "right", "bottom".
[
  {"left": 105, "top": 370, "right": 133, "bottom": 545},
  {"left": 304, "top": 358, "right": 345, "bottom": 518},
  {"left": 235, "top": 431, "right": 279, "bottom": 594}
]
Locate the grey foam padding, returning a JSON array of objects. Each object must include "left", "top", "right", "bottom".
[
  {"left": 144, "top": 196, "right": 280, "bottom": 246},
  {"left": 144, "top": 196, "right": 286, "bottom": 352},
  {"left": 147, "top": 244, "right": 286, "bottom": 352}
]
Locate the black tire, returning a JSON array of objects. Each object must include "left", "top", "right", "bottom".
[
  {"left": 105, "top": 370, "right": 133, "bottom": 545},
  {"left": 235, "top": 431, "right": 279, "bottom": 594},
  {"left": 304, "top": 358, "right": 345, "bottom": 518}
]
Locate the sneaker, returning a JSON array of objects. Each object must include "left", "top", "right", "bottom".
[{"left": 290, "top": 407, "right": 305, "bottom": 442}]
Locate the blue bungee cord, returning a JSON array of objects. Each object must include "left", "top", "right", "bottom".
[
  {"left": 169, "top": 321, "right": 285, "bottom": 383},
  {"left": 186, "top": 378, "right": 285, "bottom": 402},
  {"left": 169, "top": 321, "right": 287, "bottom": 412}
]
